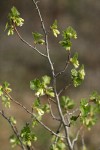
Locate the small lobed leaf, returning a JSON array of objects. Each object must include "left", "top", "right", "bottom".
[
  {"left": 5, "top": 6, "right": 24, "bottom": 35},
  {"left": 1, "top": 95, "right": 11, "bottom": 108},
  {"left": 90, "top": 91, "right": 100, "bottom": 105},
  {"left": 10, "top": 135, "right": 20, "bottom": 148},
  {"left": 9, "top": 116, "right": 17, "bottom": 125},
  {"left": 71, "top": 65, "right": 85, "bottom": 87},
  {"left": 59, "top": 26, "right": 77, "bottom": 51},
  {"left": 45, "top": 87, "right": 55, "bottom": 97},
  {"left": 79, "top": 65, "right": 85, "bottom": 80},
  {"left": 30, "top": 75, "right": 54, "bottom": 97},
  {"left": 20, "top": 123, "right": 37, "bottom": 146},
  {"left": 70, "top": 52, "right": 79, "bottom": 68},
  {"left": 80, "top": 98, "right": 98, "bottom": 129},
  {"left": 10, "top": 6, "right": 20, "bottom": 17},
  {"left": 59, "top": 40, "right": 72, "bottom": 51},
  {"left": 3, "top": 81, "right": 12, "bottom": 93},
  {"left": 61, "top": 96, "right": 75, "bottom": 110},
  {"left": 32, "top": 32, "right": 45, "bottom": 45},
  {"left": 50, "top": 20, "right": 60, "bottom": 37},
  {"left": 42, "top": 104, "right": 50, "bottom": 113},
  {"left": 50, "top": 136, "right": 66, "bottom": 150},
  {"left": 42, "top": 75, "right": 51, "bottom": 86},
  {"left": 64, "top": 26, "right": 77, "bottom": 39},
  {"left": 0, "top": 85, "right": 3, "bottom": 96}
]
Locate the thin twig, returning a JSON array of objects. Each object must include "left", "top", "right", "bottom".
[
  {"left": 49, "top": 98, "right": 56, "bottom": 104},
  {"left": 0, "top": 110, "right": 26, "bottom": 150},
  {"left": 56, "top": 122, "right": 63, "bottom": 134},
  {"left": 48, "top": 99, "right": 60, "bottom": 121},
  {"left": 55, "top": 51, "right": 71, "bottom": 77},
  {"left": 14, "top": 26, "right": 47, "bottom": 58},
  {"left": 32, "top": 0, "right": 46, "bottom": 36},
  {"left": 58, "top": 82, "right": 72, "bottom": 96},
  {"left": 72, "top": 126, "right": 83, "bottom": 148},
  {"left": 32, "top": 0, "right": 55, "bottom": 76},
  {"left": 81, "top": 131, "right": 87, "bottom": 149},
  {"left": 68, "top": 108, "right": 80, "bottom": 116}
]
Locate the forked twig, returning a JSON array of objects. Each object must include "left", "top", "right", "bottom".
[
  {"left": 14, "top": 26, "right": 47, "bottom": 58},
  {"left": 55, "top": 51, "right": 71, "bottom": 77}
]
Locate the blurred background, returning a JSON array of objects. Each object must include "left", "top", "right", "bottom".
[{"left": 0, "top": 0, "right": 100, "bottom": 149}]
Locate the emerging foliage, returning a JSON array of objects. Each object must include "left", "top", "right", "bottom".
[
  {"left": 59, "top": 26, "right": 77, "bottom": 51},
  {"left": 30, "top": 75, "right": 54, "bottom": 97},
  {"left": 32, "top": 32, "right": 45, "bottom": 45},
  {"left": 5, "top": 6, "right": 24, "bottom": 35},
  {"left": 50, "top": 20, "right": 60, "bottom": 37},
  {"left": 0, "top": 2, "right": 100, "bottom": 150}
]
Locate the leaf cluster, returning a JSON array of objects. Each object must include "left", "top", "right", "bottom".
[
  {"left": 5, "top": 6, "right": 24, "bottom": 35},
  {"left": 0, "top": 81, "right": 12, "bottom": 108},
  {"left": 71, "top": 65, "right": 85, "bottom": 87},
  {"left": 59, "top": 26, "right": 77, "bottom": 51},
  {"left": 30, "top": 75, "right": 54, "bottom": 97},
  {"left": 32, "top": 32, "right": 45, "bottom": 45},
  {"left": 50, "top": 136, "right": 66, "bottom": 150},
  {"left": 50, "top": 20, "right": 60, "bottom": 37},
  {"left": 80, "top": 92, "right": 100, "bottom": 129},
  {"left": 10, "top": 123, "right": 37, "bottom": 148},
  {"left": 60, "top": 96, "right": 75, "bottom": 111}
]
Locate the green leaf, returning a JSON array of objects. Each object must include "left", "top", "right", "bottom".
[
  {"left": 30, "top": 79, "right": 44, "bottom": 96},
  {"left": 59, "top": 26, "right": 77, "bottom": 51},
  {"left": 71, "top": 65, "right": 85, "bottom": 87},
  {"left": 1, "top": 95, "right": 11, "bottom": 108},
  {"left": 61, "top": 96, "right": 74, "bottom": 110},
  {"left": 42, "top": 75, "right": 51, "bottom": 85},
  {"left": 36, "top": 108, "right": 44, "bottom": 116},
  {"left": 50, "top": 136, "right": 66, "bottom": 150},
  {"left": 30, "top": 75, "right": 54, "bottom": 97},
  {"left": 45, "top": 87, "right": 55, "bottom": 97},
  {"left": 42, "top": 104, "right": 50, "bottom": 113},
  {"left": 80, "top": 98, "right": 98, "bottom": 129},
  {"left": 3, "top": 81, "right": 12, "bottom": 93},
  {"left": 5, "top": 6, "right": 24, "bottom": 35},
  {"left": 32, "top": 32, "right": 45, "bottom": 45},
  {"left": 50, "top": 20, "right": 60, "bottom": 37},
  {"left": 33, "top": 98, "right": 40, "bottom": 108},
  {"left": 70, "top": 52, "right": 79, "bottom": 68},
  {"left": 90, "top": 91, "right": 100, "bottom": 105},
  {"left": 10, "top": 6, "right": 20, "bottom": 16},
  {"left": 10, "top": 135, "right": 20, "bottom": 148},
  {"left": 59, "top": 40, "right": 72, "bottom": 51},
  {"left": 9, "top": 116, "right": 17, "bottom": 125},
  {"left": 0, "top": 85, "right": 3, "bottom": 96},
  {"left": 79, "top": 65, "right": 85, "bottom": 80},
  {"left": 20, "top": 124, "right": 37, "bottom": 146},
  {"left": 9, "top": 6, "right": 24, "bottom": 27},
  {"left": 64, "top": 26, "right": 77, "bottom": 39}
]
